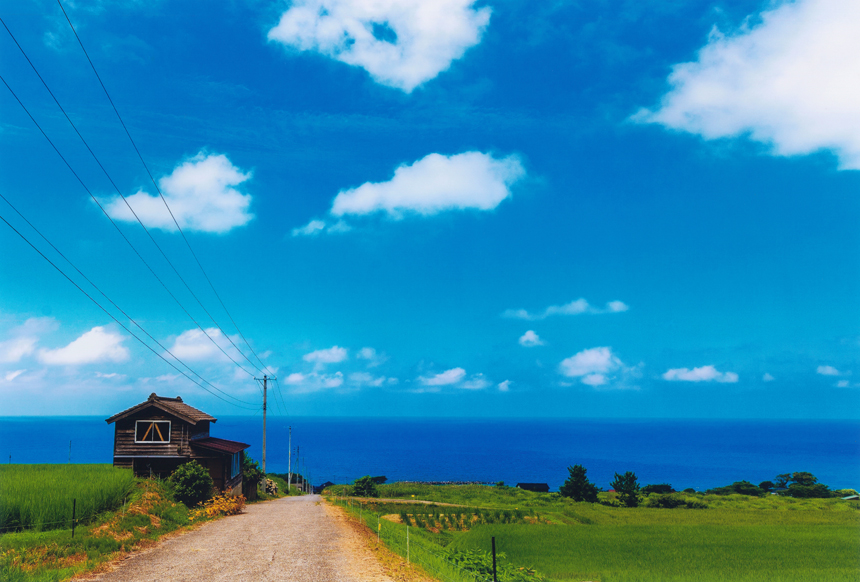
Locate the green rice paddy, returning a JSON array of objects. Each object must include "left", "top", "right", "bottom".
[{"left": 0, "top": 464, "right": 134, "bottom": 533}]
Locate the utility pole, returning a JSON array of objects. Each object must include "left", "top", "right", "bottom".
[
  {"left": 287, "top": 426, "right": 292, "bottom": 493},
  {"left": 254, "top": 374, "right": 276, "bottom": 474}
]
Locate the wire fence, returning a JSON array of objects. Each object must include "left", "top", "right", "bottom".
[{"left": 330, "top": 496, "right": 495, "bottom": 582}]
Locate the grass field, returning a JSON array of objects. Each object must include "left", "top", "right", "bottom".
[
  {"left": 328, "top": 484, "right": 860, "bottom": 582},
  {"left": 451, "top": 524, "right": 860, "bottom": 582},
  {"left": 0, "top": 465, "right": 135, "bottom": 533}
]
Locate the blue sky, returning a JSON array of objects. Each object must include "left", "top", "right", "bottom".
[{"left": 0, "top": 0, "right": 857, "bottom": 418}]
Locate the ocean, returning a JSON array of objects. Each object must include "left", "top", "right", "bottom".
[{"left": 1, "top": 417, "right": 858, "bottom": 491}]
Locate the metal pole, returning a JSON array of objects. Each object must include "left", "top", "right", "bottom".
[
  {"left": 287, "top": 426, "right": 291, "bottom": 493},
  {"left": 262, "top": 375, "right": 267, "bottom": 474},
  {"left": 492, "top": 536, "right": 497, "bottom": 582}
]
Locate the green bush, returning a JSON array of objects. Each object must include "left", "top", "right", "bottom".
[
  {"left": 611, "top": 471, "right": 641, "bottom": 507},
  {"left": 242, "top": 454, "right": 264, "bottom": 487},
  {"left": 642, "top": 483, "right": 675, "bottom": 494},
  {"left": 169, "top": 461, "right": 213, "bottom": 507},
  {"left": 351, "top": 475, "right": 380, "bottom": 498},
  {"left": 707, "top": 481, "right": 764, "bottom": 496},
  {"left": 446, "top": 547, "right": 546, "bottom": 582}
]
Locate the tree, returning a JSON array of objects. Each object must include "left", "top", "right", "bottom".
[
  {"left": 169, "top": 461, "right": 214, "bottom": 506},
  {"left": 759, "top": 480, "right": 775, "bottom": 493},
  {"left": 610, "top": 471, "right": 640, "bottom": 507},
  {"left": 791, "top": 472, "right": 817, "bottom": 486},
  {"left": 351, "top": 475, "right": 379, "bottom": 498},
  {"left": 706, "top": 481, "right": 763, "bottom": 496},
  {"left": 559, "top": 465, "right": 599, "bottom": 502}
]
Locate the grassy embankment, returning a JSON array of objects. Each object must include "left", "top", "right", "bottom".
[
  {"left": 326, "top": 483, "right": 860, "bottom": 582},
  {"left": 0, "top": 464, "right": 284, "bottom": 581}
]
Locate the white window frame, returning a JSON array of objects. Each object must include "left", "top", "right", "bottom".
[{"left": 134, "top": 420, "right": 172, "bottom": 444}]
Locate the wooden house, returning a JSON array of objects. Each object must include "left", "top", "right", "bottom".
[{"left": 106, "top": 393, "right": 250, "bottom": 495}]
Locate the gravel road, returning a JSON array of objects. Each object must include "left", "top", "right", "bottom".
[{"left": 88, "top": 495, "right": 393, "bottom": 582}]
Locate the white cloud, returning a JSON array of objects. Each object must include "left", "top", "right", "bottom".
[
  {"left": 104, "top": 152, "right": 253, "bottom": 233},
  {"left": 283, "top": 371, "right": 344, "bottom": 393},
  {"left": 518, "top": 330, "right": 544, "bottom": 347},
  {"left": 267, "top": 0, "right": 491, "bottom": 92},
  {"left": 662, "top": 365, "right": 739, "bottom": 383},
  {"left": 836, "top": 379, "right": 849, "bottom": 388},
  {"left": 419, "top": 367, "right": 466, "bottom": 386},
  {"left": 3, "top": 369, "right": 26, "bottom": 382},
  {"left": 331, "top": 152, "right": 525, "bottom": 218},
  {"left": 763, "top": 373, "right": 775, "bottom": 382},
  {"left": 560, "top": 347, "right": 620, "bottom": 378},
  {"left": 581, "top": 373, "right": 608, "bottom": 386},
  {"left": 291, "top": 219, "right": 326, "bottom": 237},
  {"left": 559, "top": 347, "right": 640, "bottom": 389},
  {"left": 167, "top": 328, "right": 239, "bottom": 362},
  {"left": 0, "top": 317, "right": 57, "bottom": 363},
  {"left": 816, "top": 365, "right": 840, "bottom": 376},
  {"left": 460, "top": 373, "right": 491, "bottom": 390},
  {"left": 38, "top": 326, "right": 129, "bottom": 365},
  {"left": 634, "top": 0, "right": 860, "bottom": 170},
  {"left": 348, "top": 372, "right": 389, "bottom": 387},
  {"left": 504, "top": 298, "right": 629, "bottom": 320},
  {"left": 303, "top": 346, "right": 348, "bottom": 366},
  {"left": 355, "top": 346, "right": 386, "bottom": 367},
  {"left": 497, "top": 380, "right": 511, "bottom": 392}
]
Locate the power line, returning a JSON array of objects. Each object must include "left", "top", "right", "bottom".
[
  {"left": 0, "top": 64, "right": 259, "bottom": 380},
  {"left": 54, "top": 0, "right": 273, "bottom": 376},
  {"left": 0, "top": 210, "right": 259, "bottom": 411},
  {"left": 0, "top": 191, "right": 259, "bottom": 408}
]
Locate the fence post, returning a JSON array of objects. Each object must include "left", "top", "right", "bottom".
[
  {"left": 71, "top": 499, "right": 76, "bottom": 538},
  {"left": 492, "top": 536, "right": 497, "bottom": 582},
  {"left": 377, "top": 515, "right": 380, "bottom": 543},
  {"left": 407, "top": 525, "right": 410, "bottom": 565}
]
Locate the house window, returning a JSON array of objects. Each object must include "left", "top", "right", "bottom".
[
  {"left": 135, "top": 420, "right": 171, "bottom": 443},
  {"left": 230, "top": 452, "right": 240, "bottom": 479}
]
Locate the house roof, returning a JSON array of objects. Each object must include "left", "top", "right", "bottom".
[
  {"left": 190, "top": 437, "right": 250, "bottom": 454},
  {"left": 105, "top": 393, "right": 217, "bottom": 425}
]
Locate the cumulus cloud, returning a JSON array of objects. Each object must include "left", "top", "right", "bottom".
[
  {"left": 332, "top": 152, "right": 525, "bottom": 218},
  {"left": 284, "top": 371, "right": 344, "bottom": 393},
  {"left": 293, "top": 151, "right": 525, "bottom": 236},
  {"left": 0, "top": 317, "right": 57, "bottom": 363},
  {"left": 303, "top": 346, "right": 348, "bottom": 366},
  {"left": 559, "top": 347, "right": 639, "bottom": 388},
  {"left": 104, "top": 152, "right": 253, "bottom": 233},
  {"left": 518, "top": 330, "right": 544, "bottom": 347},
  {"left": 836, "top": 379, "right": 850, "bottom": 388},
  {"left": 349, "top": 372, "right": 396, "bottom": 387},
  {"left": 38, "top": 326, "right": 129, "bottom": 365},
  {"left": 763, "top": 373, "right": 775, "bottom": 382},
  {"left": 419, "top": 367, "right": 466, "bottom": 386},
  {"left": 816, "top": 365, "right": 840, "bottom": 376},
  {"left": 356, "top": 346, "right": 386, "bottom": 367},
  {"left": 460, "top": 373, "right": 491, "bottom": 390},
  {"left": 634, "top": 0, "right": 860, "bottom": 170},
  {"left": 497, "top": 380, "right": 511, "bottom": 392},
  {"left": 267, "top": 0, "right": 491, "bottom": 92},
  {"left": 662, "top": 365, "right": 739, "bottom": 383},
  {"left": 166, "top": 328, "right": 240, "bottom": 362},
  {"left": 504, "top": 298, "right": 628, "bottom": 321}
]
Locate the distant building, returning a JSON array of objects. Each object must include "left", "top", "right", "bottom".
[
  {"left": 516, "top": 483, "right": 550, "bottom": 493},
  {"left": 106, "top": 393, "right": 249, "bottom": 495}
]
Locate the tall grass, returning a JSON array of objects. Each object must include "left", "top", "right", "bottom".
[
  {"left": 0, "top": 464, "right": 135, "bottom": 533},
  {"left": 452, "top": 524, "right": 860, "bottom": 582}
]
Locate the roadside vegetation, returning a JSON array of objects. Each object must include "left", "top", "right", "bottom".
[
  {"left": 0, "top": 458, "right": 284, "bottom": 581},
  {"left": 326, "top": 471, "right": 860, "bottom": 582}
]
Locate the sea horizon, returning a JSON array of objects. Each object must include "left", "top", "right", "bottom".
[{"left": 3, "top": 416, "right": 858, "bottom": 492}]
